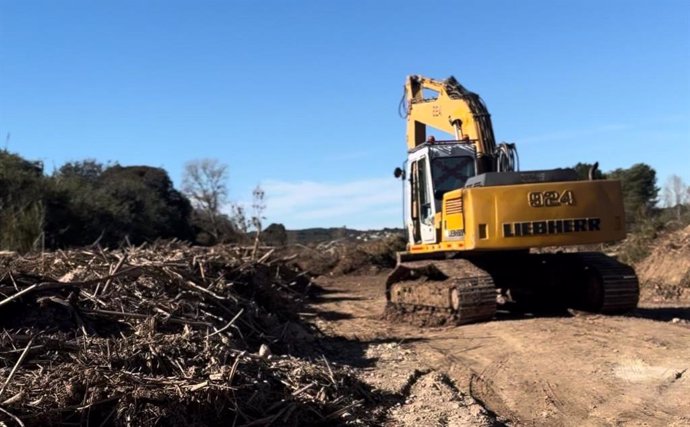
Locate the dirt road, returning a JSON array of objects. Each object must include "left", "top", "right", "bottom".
[{"left": 310, "top": 273, "right": 690, "bottom": 426}]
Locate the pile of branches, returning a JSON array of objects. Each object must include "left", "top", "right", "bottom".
[
  {"left": 0, "top": 243, "right": 373, "bottom": 426},
  {"left": 280, "top": 235, "right": 407, "bottom": 277}
]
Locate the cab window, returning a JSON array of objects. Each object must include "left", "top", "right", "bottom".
[{"left": 431, "top": 156, "right": 475, "bottom": 199}]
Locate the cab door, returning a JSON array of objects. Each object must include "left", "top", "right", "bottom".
[{"left": 410, "top": 155, "right": 436, "bottom": 244}]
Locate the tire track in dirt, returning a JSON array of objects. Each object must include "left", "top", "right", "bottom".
[{"left": 312, "top": 273, "right": 690, "bottom": 426}]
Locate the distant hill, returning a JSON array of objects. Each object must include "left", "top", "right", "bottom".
[{"left": 285, "top": 227, "right": 404, "bottom": 245}]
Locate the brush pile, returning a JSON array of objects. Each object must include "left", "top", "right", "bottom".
[
  {"left": 280, "top": 235, "right": 406, "bottom": 276},
  {"left": 0, "top": 243, "right": 373, "bottom": 426}
]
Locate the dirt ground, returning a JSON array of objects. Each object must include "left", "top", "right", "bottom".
[
  {"left": 309, "top": 272, "right": 690, "bottom": 426},
  {"left": 3, "top": 229, "right": 688, "bottom": 425}
]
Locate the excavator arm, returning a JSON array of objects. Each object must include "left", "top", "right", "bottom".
[{"left": 405, "top": 75, "right": 497, "bottom": 173}]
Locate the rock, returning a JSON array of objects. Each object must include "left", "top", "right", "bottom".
[{"left": 258, "top": 344, "right": 272, "bottom": 358}]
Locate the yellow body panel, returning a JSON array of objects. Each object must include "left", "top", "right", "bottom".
[{"left": 410, "top": 179, "right": 625, "bottom": 254}]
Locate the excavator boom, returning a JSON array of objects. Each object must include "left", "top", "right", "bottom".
[{"left": 404, "top": 75, "right": 497, "bottom": 173}]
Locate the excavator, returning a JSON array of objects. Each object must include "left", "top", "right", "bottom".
[{"left": 386, "top": 75, "right": 639, "bottom": 325}]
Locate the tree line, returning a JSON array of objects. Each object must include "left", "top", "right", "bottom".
[
  {"left": 0, "top": 150, "right": 257, "bottom": 252},
  {"left": 1, "top": 149, "right": 688, "bottom": 252}
]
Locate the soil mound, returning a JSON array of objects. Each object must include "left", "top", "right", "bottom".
[{"left": 635, "top": 225, "right": 690, "bottom": 301}]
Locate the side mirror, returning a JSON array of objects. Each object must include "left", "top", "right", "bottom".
[{"left": 393, "top": 167, "right": 405, "bottom": 179}]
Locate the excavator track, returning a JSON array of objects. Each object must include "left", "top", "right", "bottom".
[
  {"left": 485, "top": 251, "right": 640, "bottom": 315},
  {"left": 384, "top": 251, "right": 638, "bottom": 327},
  {"left": 572, "top": 252, "right": 639, "bottom": 314},
  {"left": 384, "top": 258, "right": 497, "bottom": 326}
]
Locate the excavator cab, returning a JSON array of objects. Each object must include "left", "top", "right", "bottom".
[{"left": 405, "top": 141, "right": 476, "bottom": 244}]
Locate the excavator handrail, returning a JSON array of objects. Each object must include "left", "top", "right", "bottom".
[{"left": 408, "top": 139, "right": 478, "bottom": 153}]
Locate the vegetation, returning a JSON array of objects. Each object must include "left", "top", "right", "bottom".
[
  {"left": 662, "top": 174, "right": 690, "bottom": 221},
  {"left": 607, "top": 163, "right": 660, "bottom": 225},
  {"left": 0, "top": 150, "right": 258, "bottom": 252},
  {"left": 179, "top": 159, "right": 266, "bottom": 245},
  {"left": 45, "top": 161, "right": 194, "bottom": 247},
  {"left": 572, "top": 162, "right": 605, "bottom": 180},
  {"left": 262, "top": 223, "right": 288, "bottom": 246},
  {"left": 0, "top": 151, "right": 45, "bottom": 252},
  {"left": 572, "top": 161, "right": 666, "bottom": 230},
  {"left": 182, "top": 159, "right": 235, "bottom": 244},
  {"left": 570, "top": 162, "right": 690, "bottom": 264},
  {"left": 1, "top": 148, "right": 688, "bottom": 254},
  {"left": 614, "top": 176, "right": 690, "bottom": 264}
]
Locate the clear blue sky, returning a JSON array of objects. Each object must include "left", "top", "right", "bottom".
[{"left": 1, "top": 1, "right": 689, "bottom": 229}]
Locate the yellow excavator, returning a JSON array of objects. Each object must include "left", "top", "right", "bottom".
[{"left": 386, "top": 75, "right": 639, "bottom": 325}]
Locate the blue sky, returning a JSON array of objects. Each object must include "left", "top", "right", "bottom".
[{"left": 1, "top": 0, "right": 688, "bottom": 229}]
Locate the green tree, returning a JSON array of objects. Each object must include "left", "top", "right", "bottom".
[
  {"left": 262, "top": 223, "right": 288, "bottom": 246},
  {"left": 607, "top": 163, "right": 659, "bottom": 226},
  {"left": 99, "top": 165, "right": 193, "bottom": 245},
  {"left": 47, "top": 162, "right": 194, "bottom": 247},
  {"left": 1, "top": 152, "right": 195, "bottom": 249},
  {"left": 46, "top": 160, "right": 118, "bottom": 247},
  {"left": 0, "top": 150, "right": 45, "bottom": 251},
  {"left": 57, "top": 159, "right": 104, "bottom": 182}
]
